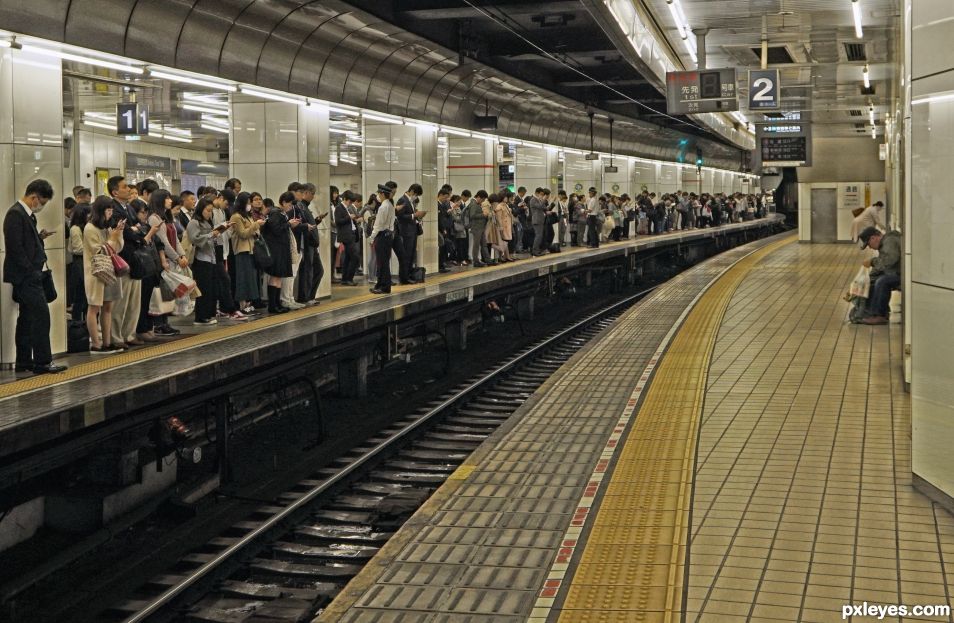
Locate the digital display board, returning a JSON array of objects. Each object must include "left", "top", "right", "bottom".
[
  {"left": 666, "top": 68, "right": 738, "bottom": 115},
  {"left": 760, "top": 136, "right": 807, "bottom": 164}
]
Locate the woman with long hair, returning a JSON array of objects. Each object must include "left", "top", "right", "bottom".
[
  {"left": 83, "top": 197, "right": 125, "bottom": 353},
  {"left": 492, "top": 193, "right": 514, "bottom": 262},
  {"left": 68, "top": 204, "right": 89, "bottom": 323},
  {"left": 261, "top": 192, "right": 297, "bottom": 313},
  {"left": 229, "top": 191, "right": 264, "bottom": 313},
  {"left": 187, "top": 197, "right": 226, "bottom": 325}
]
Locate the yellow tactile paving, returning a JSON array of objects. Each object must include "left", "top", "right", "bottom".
[{"left": 558, "top": 236, "right": 794, "bottom": 623}]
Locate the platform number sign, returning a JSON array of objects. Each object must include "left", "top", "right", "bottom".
[
  {"left": 748, "top": 69, "right": 780, "bottom": 111},
  {"left": 116, "top": 102, "right": 149, "bottom": 135}
]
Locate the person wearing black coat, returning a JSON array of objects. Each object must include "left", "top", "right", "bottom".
[
  {"left": 262, "top": 191, "right": 296, "bottom": 313},
  {"left": 3, "top": 179, "right": 65, "bottom": 373},
  {"left": 335, "top": 191, "right": 360, "bottom": 285},
  {"left": 395, "top": 183, "right": 423, "bottom": 284}
]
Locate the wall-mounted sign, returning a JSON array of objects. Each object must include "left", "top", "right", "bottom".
[
  {"left": 753, "top": 113, "right": 812, "bottom": 170},
  {"left": 666, "top": 68, "right": 738, "bottom": 115},
  {"left": 747, "top": 69, "right": 781, "bottom": 111},
  {"left": 117, "top": 102, "right": 148, "bottom": 135},
  {"left": 125, "top": 152, "right": 172, "bottom": 172}
]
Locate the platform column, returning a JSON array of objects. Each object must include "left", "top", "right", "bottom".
[
  {"left": 337, "top": 353, "right": 369, "bottom": 398},
  {"left": 444, "top": 318, "right": 467, "bottom": 352},
  {"left": 362, "top": 120, "right": 438, "bottom": 276},
  {"left": 229, "top": 98, "right": 331, "bottom": 299},
  {"left": 0, "top": 46, "right": 67, "bottom": 365}
]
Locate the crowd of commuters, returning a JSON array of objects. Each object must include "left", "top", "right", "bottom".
[{"left": 4, "top": 176, "right": 769, "bottom": 373}]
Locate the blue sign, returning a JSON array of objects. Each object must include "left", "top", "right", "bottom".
[{"left": 748, "top": 69, "right": 780, "bottom": 111}]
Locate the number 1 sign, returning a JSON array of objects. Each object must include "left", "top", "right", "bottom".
[
  {"left": 748, "top": 69, "right": 780, "bottom": 111},
  {"left": 116, "top": 102, "right": 149, "bottom": 135}
]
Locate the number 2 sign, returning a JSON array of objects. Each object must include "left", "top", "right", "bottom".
[{"left": 748, "top": 69, "right": 780, "bottom": 111}]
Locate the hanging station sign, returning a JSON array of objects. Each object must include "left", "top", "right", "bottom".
[
  {"left": 747, "top": 69, "right": 781, "bottom": 111},
  {"left": 116, "top": 102, "right": 149, "bottom": 135},
  {"left": 666, "top": 68, "right": 738, "bottom": 115}
]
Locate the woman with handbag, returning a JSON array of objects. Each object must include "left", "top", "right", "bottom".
[
  {"left": 492, "top": 194, "right": 515, "bottom": 263},
  {"left": 134, "top": 199, "right": 166, "bottom": 344},
  {"left": 229, "top": 192, "right": 265, "bottom": 314},
  {"left": 83, "top": 197, "right": 125, "bottom": 354},
  {"left": 150, "top": 190, "right": 187, "bottom": 336}
]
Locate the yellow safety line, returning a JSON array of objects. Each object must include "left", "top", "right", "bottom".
[{"left": 557, "top": 236, "right": 793, "bottom": 623}]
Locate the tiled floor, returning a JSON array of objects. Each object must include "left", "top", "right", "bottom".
[{"left": 689, "top": 242, "right": 954, "bottom": 623}]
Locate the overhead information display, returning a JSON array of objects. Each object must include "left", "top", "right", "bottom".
[
  {"left": 760, "top": 136, "right": 807, "bottom": 163},
  {"left": 666, "top": 68, "right": 738, "bottom": 115},
  {"left": 747, "top": 69, "right": 781, "bottom": 111},
  {"left": 753, "top": 113, "right": 812, "bottom": 169}
]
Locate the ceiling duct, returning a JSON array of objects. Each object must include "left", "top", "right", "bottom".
[
  {"left": 844, "top": 43, "right": 867, "bottom": 61},
  {"left": 749, "top": 46, "right": 795, "bottom": 64}
]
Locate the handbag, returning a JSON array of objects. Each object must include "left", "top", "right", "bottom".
[
  {"left": 93, "top": 247, "right": 118, "bottom": 285},
  {"left": 416, "top": 220, "right": 424, "bottom": 236},
  {"left": 41, "top": 263, "right": 57, "bottom": 303},
  {"left": 159, "top": 276, "right": 176, "bottom": 301},
  {"left": 253, "top": 236, "right": 273, "bottom": 270},
  {"left": 130, "top": 243, "right": 160, "bottom": 279},
  {"left": 105, "top": 243, "right": 129, "bottom": 277},
  {"left": 148, "top": 287, "right": 175, "bottom": 316}
]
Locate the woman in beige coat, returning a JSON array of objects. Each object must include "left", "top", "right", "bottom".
[
  {"left": 492, "top": 195, "right": 514, "bottom": 262},
  {"left": 83, "top": 196, "right": 125, "bottom": 354}
]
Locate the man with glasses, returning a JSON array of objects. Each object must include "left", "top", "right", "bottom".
[{"left": 4, "top": 179, "right": 67, "bottom": 373}]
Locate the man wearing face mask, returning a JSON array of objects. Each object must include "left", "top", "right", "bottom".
[{"left": 4, "top": 179, "right": 66, "bottom": 373}]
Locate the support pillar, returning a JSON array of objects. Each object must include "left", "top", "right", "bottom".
[
  {"left": 446, "top": 137, "right": 494, "bottom": 194},
  {"left": 229, "top": 98, "right": 331, "bottom": 299},
  {"left": 516, "top": 296, "right": 535, "bottom": 321},
  {"left": 337, "top": 353, "right": 369, "bottom": 398},
  {"left": 0, "top": 47, "right": 67, "bottom": 365},
  {"left": 362, "top": 120, "right": 438, "bottom": 276},
  {"left": 444, "top": 318, "right": 467, "bottom": 352}
]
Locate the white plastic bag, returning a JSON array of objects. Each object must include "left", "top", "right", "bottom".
[
  {"left": 162, "top": 268, "right": 196, "bottom": 299},
  {"left": 849, "top": 266, "right": 870, "bottom": 299},
  {"left": 149, "top": 287, "right": 175, "bottom": 316}
]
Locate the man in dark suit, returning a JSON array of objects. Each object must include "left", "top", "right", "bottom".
[
  {"left": 3, "top": 179, "right": 66, "bottom": 373},
  {"left": 395, "top": 183, "right": 423, "bottom": 284},
  {"left": 335, "top": 190, "right": 360, "bottom": 286}
]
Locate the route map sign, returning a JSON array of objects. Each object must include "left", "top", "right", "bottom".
[{"left": 666, "top": 68, "right": 738, "bottom": 115}]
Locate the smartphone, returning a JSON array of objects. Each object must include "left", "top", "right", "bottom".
[{"left": 214, "top": 222, "right": 229, "bottom": 232}]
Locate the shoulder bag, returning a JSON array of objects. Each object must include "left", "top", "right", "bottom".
[
  {"left": 93, "top": 246, "right": 119, "bottom": 285},
  {"left": 253, "top": 236, "right": 273, "bottom": 270},
  {"left": 105, "top": 243, "right": 130, "bottom": 277}
]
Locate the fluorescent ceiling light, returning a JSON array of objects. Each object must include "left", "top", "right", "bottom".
[
  {"left": 681, "top": 37, "right": 697, "bottom": 63},
  {"left": 868, "top": 105, "right": 875, "bottom": 124},
  {"left": 201, "top": 123, "right": 229, "bottom": 134},
  {"left": 22, "top": 44, "right": 144, "bottom": 74},
  {"left": 912, "top": 92, "right": 954, "bottom": 105},
  {"left": 406, "top": 121, "right": 438, "bottom": 131},
  {"left": 0, "top": 40, "right": 12, "bottom": 48},
  {"left": 162, "top": 133, "right": 192, "bottom": 143},
  {"left": 871, "top": 126, "right": 877, "bottom": 139},
  {"left": 863, "top": 64, "right": 870, "bottom": 88},
  {"left": 345, "top": 139, "right": 363, "bottom": 147},
  {"left": 363, "top": 113, "right": 402, "bottom": 124},
  {"left": 340, "top": 157, "right": 358, "bottom": 165},
  {"left": 329, "top": 106, "right": 358, "bottom": 116},
  {"left": 240, "top": 86, "right": 305, "bottom": 105},
  {"left": 162, "top": 126, "right": 192, "bottom": 137},
  {"left": 441, "top": 127, "right": 472, "bottom": 138},
  {"left": 852, "top": 0, "right": 863, "bottom": 39},
  {"left": 329, "top": 127, "right": 358, "bottom": 135},
  {"left": 150, "top": 69, "right": 236, "bottom": 92},
  {"left": 200, "top": 114, "right": 229, "bottom": 127},
  {"left": 471, "top": 132, "right": 495, "bottom": 140},
  {"left": 84, "top": 112, "right": 115, "bottom": 121},
  {"left": 666, "top": 0, "right": 688, "bottom": 39},
  {"left": 83, "top": 120, "right": 115, "bottom": 130},
  {"left": 184, "top": 103, "right": 231, "bottom": 116}
]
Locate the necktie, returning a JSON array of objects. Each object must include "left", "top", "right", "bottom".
[{"left": 30, "top": 213, "right": 37, "bottom": 226}]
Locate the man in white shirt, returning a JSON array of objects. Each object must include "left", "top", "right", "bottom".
[{"left": 370, "top": 185, "right": 396, "bottom": 294}]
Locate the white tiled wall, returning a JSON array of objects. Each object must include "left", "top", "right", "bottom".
[
  {"left": 910, "top": 0, "right": 954, "bottom": 500},
  {"left": 447, "top": 137, "right": 494, "bottom": 194}
]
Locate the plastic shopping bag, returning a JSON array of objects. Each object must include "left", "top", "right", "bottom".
[
  {"left": 162, "top": 268, "right": 197, "bottom": 299},
  {"left": 149, "top": 287, "right": 175, "bottom": 316},
  {"left": 849, "top": 266, "right": 870, "bottom": 299}
]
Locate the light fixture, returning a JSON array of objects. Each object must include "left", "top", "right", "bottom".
[
  {"left": 345, "top": 140, "right": 363, "bottom": 147},
  {"left": 161, "top": 133, "right": 192, "bottom": 143},
  {"left": 863, "top": 64, "right": 870, "bottom": 88},
  {"left": 471, "top": 132, "right": 495, "bottom": 140},
  {"left": 406, "top": 121, "right": 438, "bottom": 131},
  {"left": 681, "top": 37, "right": 697, "bottom": 63},
  {"left": 666, "top": 0, "right": 688, "bottom": 39},
  {"left": 239, "top": 86, "right": 305, "bottom": 105},
  {"left": 871, "top": 125, "right": 877, "bottom": 139},
  {"left": 162, "top": 126, "right": 192, "bottom": 137},
  {"left": 21, "top": 44, "right": 144, "bottom": 74},
  {"left": 441, "top": 127, "right": 472, "bottom": 138},
  {"left": 329, "top": 127, "right": 358, "bottom": 136},
  {"left": 912, "top": 92, "right": 954, "bottom": 106},
  {"left": 868, "top": 104, "right": 875, "bottom": 124},
  {"left": 200, "top": 114, "right": 229, "bottom": 127},
  {"left": 340, "top": 157, "right": 358, "bottom": 165},
  {"left": 183, "top": 103, "right": 230, "bottom": 116},
  {"left": 329, "top": 106, "right": 359, "bottom": 116},
  {"left": 82, "top": 120, "right": 115, "bottom": 130},
  {"left": 0, "top": 40, "right": 12, "bottom": 48},
  {"left": 201, "top": 123, "right": 229, "bottom": 134},
  {"left": 363, "top": 113, "right": 402, "bottom": 124},
  {"left": 852, "top": 0, "right": 863, "bottom": 39},
  {"left": 149, "top": 69, "right": 236, "bottom": 92}
]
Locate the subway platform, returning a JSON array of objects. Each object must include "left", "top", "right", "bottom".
[
  {"left": 0, "top": 217, "right": 781, "bottom": 465},
  {"left": 321, "top": 234, "right": 954, "bottom": 623}
]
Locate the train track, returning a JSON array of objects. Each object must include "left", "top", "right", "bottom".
[{"left": 108, "top": 286, "right": 657, "bottom": 623}]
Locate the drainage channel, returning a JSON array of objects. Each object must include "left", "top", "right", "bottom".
[{"left": 109, "top": 287, "right": 657, "bottom": 623}]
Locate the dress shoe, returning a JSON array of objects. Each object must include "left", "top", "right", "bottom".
[
  {"left": 370, "top": 288, "right": 390, "bottom": 294},
  {"left": 862, "top": 315, "right": 888, "bottom": 325},
  {"left": 127, "top": 337, "right": 145, "bottom": 346},
  {"left": 139, "top": 332, "right": 159, "bottom": 343},
  {"left": 33, "top": 363, "right": 67, "bottom": 374},
  {"left": 340, "top": 280, "right": 357, "bottom": 286},
  {"left": 14, "top": 363, "right": 34, "bottom": 373}
]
